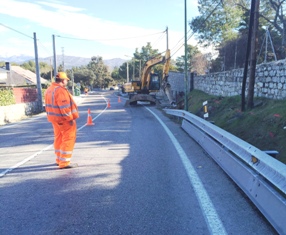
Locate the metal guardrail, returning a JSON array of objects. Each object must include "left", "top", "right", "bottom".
[{"left": 164, "top": 109, "right": 286, "bottom": 235}]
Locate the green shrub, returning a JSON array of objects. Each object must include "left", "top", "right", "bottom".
[{"left": 0, "top": 88, "right": 15, "bottom": 106}]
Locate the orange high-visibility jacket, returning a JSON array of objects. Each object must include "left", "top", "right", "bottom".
[{"left": 45, "top": 83, "right": 79, "bottom": 123}]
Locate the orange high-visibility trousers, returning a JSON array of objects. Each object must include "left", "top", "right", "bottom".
[{"left": 52, "top": 120, "right": 77, "bottom": 168}]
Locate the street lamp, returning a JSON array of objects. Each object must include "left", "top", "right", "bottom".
[
  {"left": 126, "top": 60, "right": 129, "bottom": 82},
  {"left": 125, "top": 55, "right": 142, "bottom": 81},
  {"left": 134, "top": 59, "right": 142, "bottom": 79},
  {"left": 124, "top": 55, "right": 132, "bottom": 82}
]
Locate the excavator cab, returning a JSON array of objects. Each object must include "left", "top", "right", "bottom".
[{"left": 149, "top": 73, "right": 160, "bottom": 91}]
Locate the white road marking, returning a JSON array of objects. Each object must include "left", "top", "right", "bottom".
[
  {"left": 145, "top": 107, "right": 227, "bottom": 235},
  {"left": 0, "top": 145, "right": 53, "bottom": 177}
]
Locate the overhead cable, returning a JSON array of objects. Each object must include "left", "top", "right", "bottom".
[
  {"left": 1, "top": 22, "right": 53, "bottom": 57},
  {"left": 56, "top": 30, "right": 165, "bottom": 41},
  {"left": 152, "top": 31, "right": 167, "bottom": 50},
  {"left": 0, "top": 23, "right": 34, "bottom": 39},
  {"left": 37, "top": 40, "right": 53, "bottom": 57}
]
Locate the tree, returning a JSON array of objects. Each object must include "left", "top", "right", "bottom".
[
  {"left": 69, "top": 67, "right": 95, "bottom": 90},
  {"left": 190, "top": 0, "right": 245, "bottom": 45},
  {"left": 191, "top": 0, "right": 286, "bottom": 60},
  {"left": 212, "top": 35, "right": 248, "bottom": 72},
  {"left": 133, "top": 42, "right": 160, "bottom": 63},
  {"left": 175, "top": 44, "right": 200, "bottom": 72},
  {"left": 117, "top": 42, "right": 162, "bottom": 81},
  {"left": 20, "top": 60, "right": 53, "bottom": 80},
  {"left": 111, "top": 66, "right": 128, "bottom": 86},
  {"left": 238, "top": 0, "right": 286, "bottom": 59},
  {"left": 192, "top": 52, "right": 210, "bottom": 75},
  {"left": 191, "top": 0, "right": 286, "bottom": 111},
  {"left": 87, "top": 56, "right": 112, "bottom": 88},
  {"left": 21, "top": 60, "right": 36, "bottom": 72},
  {"left": 133, "top": 42, "right": 162, "bottom": 78}
]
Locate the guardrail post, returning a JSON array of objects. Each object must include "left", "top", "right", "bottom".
[{"left": 203, "top": 101, "right": 208, "bottom": 119}]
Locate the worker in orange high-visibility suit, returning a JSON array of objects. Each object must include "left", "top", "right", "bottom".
[{"left": 45, "top": 72, "right": 79, "bottom": 169}]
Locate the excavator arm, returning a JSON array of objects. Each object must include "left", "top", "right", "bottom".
[
  {"left": 160, "top": 49, "right": 175, "bottom": 105},
  {"left": 124, "top": 49, "right": 175, "bottom": 106},
  {"left": 140, "top": 50, "right": 169, "bottom": 90}
]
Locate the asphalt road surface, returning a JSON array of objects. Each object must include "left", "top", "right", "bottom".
[{"left": 0, "top": 91, "right": 277, "bottom": 235}]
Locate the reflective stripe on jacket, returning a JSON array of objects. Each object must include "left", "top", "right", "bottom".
[{"left": 45, "top": 83, "right": 79, "bottom": 123}]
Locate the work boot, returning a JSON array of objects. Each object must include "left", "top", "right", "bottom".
[{"left": 59, "top": 163, "right": 78, "bottom": 169}]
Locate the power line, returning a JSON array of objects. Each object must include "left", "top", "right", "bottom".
[
  {"left": 37, "top": 40, "right": 53, "bottom": 56},
  {"left": 0, "top": 23, "right": 34, "bottom": 39},
  {"left": 170, "top": 29, "right": 192, "bottom": 57},
  {"left": 1, "top": 22, "right": 52, "bottom": 57},
  {"left": 152, "top": 31, "right": 167, "bottom": 50},
  {"left": 170, "top": 0, "right": 222, "bottom": 58},
  {"left": 56, "top": 30, "right": 165, "bottom": 42}
]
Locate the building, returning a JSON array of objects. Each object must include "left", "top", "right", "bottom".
[{"left": 0, "top": 62, "right": 48, "bottom": 86}]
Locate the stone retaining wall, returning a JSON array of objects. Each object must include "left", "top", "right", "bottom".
[
  {"left": 168, "top": 71, "right": 191, "bottom": 92},
  {"left": 192, "top": 59, "right": 286, "bottom": 99},
  {"left": 167, "top": 59, "right": 286, "bottom": 100}
]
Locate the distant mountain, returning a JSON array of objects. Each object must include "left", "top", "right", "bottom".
[
  {"left": 0, "top": 54, "right": 34, "bottom": 63},
  {"left": 103, "top": 58, "right": 127, "bottom": 71},
  {"left": 0, "top": 55, "right": 126, "bottom": 72}
]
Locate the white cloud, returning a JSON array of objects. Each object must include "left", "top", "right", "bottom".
[
  {"left": 0, "top": 0, "right": 203, "bottom": 59},
  {"left": 0, "top": 24, "right": 8, "bottom": 33},
  {"left": 38, "top": 1, "right": 85, "bottom": 12}
]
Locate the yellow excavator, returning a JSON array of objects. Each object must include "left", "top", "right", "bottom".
[{"left": 123, "top": 49, "right": 175, "bottom": 106}]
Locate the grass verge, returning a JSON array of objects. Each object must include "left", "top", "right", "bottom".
[{"left": 188, "top": 90, "right": 286, "bottom": 164}]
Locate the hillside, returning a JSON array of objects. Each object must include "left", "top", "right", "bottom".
[
  {"left": 187, "top": 90, "right": 286, "bottom": 164},
  {"left": 0, "top": 55, "right": 126, "bottom": 71}
]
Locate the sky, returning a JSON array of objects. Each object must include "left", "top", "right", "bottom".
[{"left": 0, "top": 0, "right": 201, "bottom": 61}]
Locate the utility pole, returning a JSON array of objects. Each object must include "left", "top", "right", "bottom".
[
  {"left": 241, "top": 0, "right": 256, "bottom": 112},
  {"left": 139, "top": 60, "right": 141, "bottom": 78},
  {"left": 71, "top": 70, "right": 74, "bottom": 95},
  {"left": 234, "top": 39, "right": 238, "bottom": 69},
  {"left": 247, "top": 0, "right": 260, "bottom": 109},
  {"left": 50, "top": 58, "right": 53, "bottom": 82},
  {"left": 125, "top": 55, "right": 132, "bottom": 82},
  {"left": 281, "top": 5, "right": 285, "bottom": 59},
  {"left": 132, "top": 59, "right": 135, "bottom": 80},
  {"left": 166, "top": 26, "right": 169, "bottom": 50},
  {"left": 52, "top": 34, "right": 57, "bottom": 78},
  {"left": 33, "top": 32, "right": 43, "bottom": 110},
  {"left": 184, "top": 0, "right": 188, "bottom": 111},
  {"left": 126, "top": 61, "right": 129, "bottom": 82},
  {"left": 62, "top": 47, "right": 65, "bottom": 71}
]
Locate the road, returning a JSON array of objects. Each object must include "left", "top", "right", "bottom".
[{"left": 0, "top": 91, "right": 277, "bottom": 235}]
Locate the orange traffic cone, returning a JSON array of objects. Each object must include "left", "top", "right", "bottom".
[
  {"left": 107, "top": 99, "right": 111, "bottom": 108},
  {"left": 118, "top": 96, "right": 121, "bottom": 103},
  {"left": 86, "top": 108, "right": 94, "bottom": 125}
]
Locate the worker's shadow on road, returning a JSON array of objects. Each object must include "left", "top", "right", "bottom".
[{"left": 5, "top": 163, "right": 58, "bottom": 174}]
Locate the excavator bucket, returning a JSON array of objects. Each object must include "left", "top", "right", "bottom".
[{"left": 124, "top": 94, "right": 159, "bottom": 106}]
